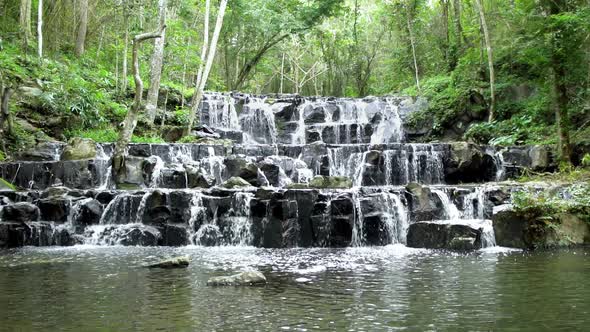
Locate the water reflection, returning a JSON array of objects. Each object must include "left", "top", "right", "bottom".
[{"left": 0, "top": 246, "right": 589, "bottom": 331}]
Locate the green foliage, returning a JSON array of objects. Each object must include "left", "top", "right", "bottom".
[
  {"left": 513, "top": 183, "right": 590, "bottom": 217},
  {"left": 173, "top": 107, "right": 190, "bottom": 126},
  {"left": 582, "top": 154, "right": 590, "bottom": 168},
  {"left": 66, "top": 128, "right": 119, "bottom": 143},
  {"left": 131, "top": 135, "right": 166, "bottom": 144}
]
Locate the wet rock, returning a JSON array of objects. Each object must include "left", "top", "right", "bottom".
[
  {"left": 147, "top": 256, "right": 190, "bottom": 269},
  {"left": 529, "top": 145, "right": 552, "bottom": 171},
  {"left": 224, "top": 156, "right": 259, "bottom": 185},
  {"left": 41, "top": 186, "right": 71, "bottom": 198},
  {"left": 308, "top": 176, "right": 352, "bottom": 189},
  {"left": 194, "top": 224, "right": 222, "bottom": 246},
  {"left": 186, "top": 166, "right": 216, "bottom": 188},
  {"left": 2, "top": 202, "right": 40, "bottom": 222},
  {"left": 207, "top": 271, "right": 267, "bottom": 286},
  {"left": 493, "top": 210, "right": 590, "bottom": 249},
  {"left": 444, "top": 142, "right": 496, "bottom": 183},
  {"left": 0, "top": 222, "right": 71, "bottom": 248},
  {"left": 61, "top": 138, "right": 97, "bottom": 161},
  {"left": 222, "top": 177, "right": 252, "bottom": 189},
  {"left": 72, "top": 199, "right": 103, "bottom": 226},
  {"left": 160, "top": 225, "right": 189, "bottom": 246},
  {"left": 38, "top": 197, "right": 69, "bottom": 222},
  {"left": 92, "top": 224, "right": 161, "bottom": 246},
  {"left": 405, "top": 183, "right": 445, "bottom": 222},
  {"left": 304, "top": 106, "right": 326, "bottom": 124},
  {"left": 16, "top": 142, "right": 63, "bottom": 161},
  {"left": 407, "top": 221, "right": 483, "bottom": 250}
]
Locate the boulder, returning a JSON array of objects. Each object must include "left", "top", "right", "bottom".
[
  {"left": 87, "top": 224, "right": 161, "bottom": 246},
  {"left": 529, "top": 145, "right": 552, "bottom": 171},
  {"left": 222, "top": 177, "right": 252, "bottom": 189},
  {"left": 38, "top": 197, "right": 69, "bottom": 222},
  {"left": 207, "top": 271, "right": 267, "bottom": 286},
  {"left": 16, "top": 142, "right": 63, "bottom": 161},
  {"left": 146, "top": 256, "right": 190, "bottom": 269},
  {"left": 308, "top": 176, "right": 352, "bottom": 189},
  {"left": 72, "top": 199, "right": 103, "bottom": 226},
  {"left": 493, "top": 210, "right": 590, "bottom": 249},
  {"left": 160, "top": 224, "right": 189, "bottom": 246},
  {"left": 1, "top": 202, "right": 40, "bottom": 222},
  {"left": 61, "top": 138, "right": 97, "bottom": 161},
  {"left": 194, "top": 224, "right": 222, "bottom": 246},
  {"left": 41, "top": 186, "right": 71, "bottom": 198},
  {"left": 407, "top": 221, "right": 483, "bottom": 250},
  {"left": 405, "top": 183, "right": 445, "bottom": 222},
  {"left": 444, "top": 142, "right": 496, "bottom": 183},
  {"left": 0, "top": 221, "right": 72, "bottom": 247}
]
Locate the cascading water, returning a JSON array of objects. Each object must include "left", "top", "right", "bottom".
[{"left": 0, "top": 93, "right": 515, "bottom": 250}]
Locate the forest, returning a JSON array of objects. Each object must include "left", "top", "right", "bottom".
[{"left": 0, "top": 0, "right": 589, "bottom": 166}]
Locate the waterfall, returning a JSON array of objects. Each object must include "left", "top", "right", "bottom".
[
  {"left": 240, "top": 97, "right": 278, "bottom": 145},
  {"left": 202, "top": 94, "right": 240, "bottom": 130},
  {"left": 228, "top": 192, "right": 254, "bottom": 245},
  {"left": 432, "top": 189, "right": 461, "bottom": 220},
  {"left": 379, "top": 192, "right": 409, "bottom": 244},
  {"left": 463, "top": 187, "right": 487, "bottom": 219},
  {"left": 291, "top": 101, "right": 308, "bottom": 145},
  {"left": 149, "top": 156, "right": 164, "bottom": 188}
]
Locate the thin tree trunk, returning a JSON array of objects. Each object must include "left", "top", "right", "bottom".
[
  {"left": 113, "top": 25, "right": 166, "bottom": 181},
  {"left": 186, "top": 0, "right": 228, "bottom": 135},
  {"left": 96, "top": 25, "right": 105, "bottom": 58},
  {"left": 75, "top": 0, "right": 88, "bottom": 57},
  {"left": 280, "top": 52, "right": 285, "bottom": 94},
  {"left": 194, "top": 0, "right": 211, "bottom": 98},
  {"left": 37, "top": 0, "right": 42, "bottom": 58},
  {"left": 406, "top": 6, "right": 420, "bottom": 92},
  {"left": 20, "top": 0, "right": 32, "bottom": 45},
  {"left": 121, "top": 14, "right": 129, "bottom": 94},
  {"left": 146, "top": 0, "right": 168, "bottom": 123},
  {"left": 474, "top": 0, "right": 495, "bottom": 122}
]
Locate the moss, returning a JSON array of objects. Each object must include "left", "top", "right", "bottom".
[
  {"left": 308, "top": 176, "right": 352, "bottom": 189},
  {"left": 116, "top": 183, "right": 141, "bottom": 190}
]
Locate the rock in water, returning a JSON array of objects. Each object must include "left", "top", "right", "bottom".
[
  {"left": 207, "top": 271, "right": 267, "bottom": 286},
  {"left": 147, "top": 256, "right": 190, "bottom": 269}
]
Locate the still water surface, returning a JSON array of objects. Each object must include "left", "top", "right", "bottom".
[{"left": 0, "top": 245, "right": 588, "bottom": 331}]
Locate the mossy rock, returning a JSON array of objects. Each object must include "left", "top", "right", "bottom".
[
  {"left": 222, "top": 177, "right": 252, "bottom": 189},
  {"left": 116, "top": 183, "right": 141, "bottom": 190},
  {"left": 61, "top": 137, "right": 97, "bottom": 160},
  {"left": 308, "top": 176, "right": 352, "bottom": 189},
  {"left": 0, "top": 178, "right": 16, "bottom": 191}
]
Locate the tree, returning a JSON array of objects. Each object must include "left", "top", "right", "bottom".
[
  {"left": 185, "top": 0, "right": 228, "bottom": 135},
  {"left": 113, "top": 23, "right": 166, "bottom": 181},
  {"left": 19, "top": 0, "right": 32, "bottom": 48},
  {"left": 146, "top": 0, "right": 168, "bottom": 123},
  {"left": 37, "top": 0, "right": 42, "bottom": 58},
  {"left": 75, "top": 0, "right": 89, "bottom": 57},
  {"left": 474, "top": 0, "right": 495, "bottom": 122}
]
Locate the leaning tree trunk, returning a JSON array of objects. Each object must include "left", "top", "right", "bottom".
[
  {"left": 37, "top": 0, "right": 42, "bottom": 58},
  {"left": 474, "top": 0, "right": 495, "bottom": 122},
  {"left": 145, "top": 0, "right": 168, "bottom": 123},
  {"left": 185, "top": 0, "right": 228, "bottom": 136},
  {"left": 113, "top": 25, "right": 166, "bottom": 182},
  {"left": 121, "top": 13, "right": 129, "bottom": 94},
  {"left": 75, "top": 0, "right": 89, "bottom": 57},
  {"left": 192, "top": 0, "right": 211, "bottom": 105}
]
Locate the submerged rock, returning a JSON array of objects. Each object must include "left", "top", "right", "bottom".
[
  {"left": 207, "top": 271, "right": 267, "bottom": 286},
  {"left": 147, "top": 256, "right": 190, "bottom": 269}
]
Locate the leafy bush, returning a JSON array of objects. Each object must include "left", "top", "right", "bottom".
[
  {"left": 131, "top": 135, "right": 165, "bottom": 143},
  {"left": 66, "top": 128, "right": 119, "bottom": 143},
  {"left": 173, "top": 107, "right": 190, "bottom": 126},
  {"left": 582, "top": 154, "right": 590, "bottom": 168},
  {"left": 513, "top": 184, "right": 590, "bottom": 217}
]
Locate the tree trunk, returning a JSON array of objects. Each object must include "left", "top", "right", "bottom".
[
  {"left": 75, "top": 0, "right": 88, "bottom": 57},
  {"left": 113, "top": 26, "right": 166, "bottom": 181},
  {"left": 20, "top": 0, "right": 32, "bottom": 44},
  {"left": 474, "top": 0, "right": 495, "bottom": 122},
  {"left": 406, "top": 5, "right": 420, "bottom": 92},
  {"left": 186, "top": 0, "right": 228, "bottom": 135},
  {"left": 0, "top": 87, "right": 14, "bottom": 137},
  {"left": 121, "top": 13, "right": 129, "bottom": 94},
  {"left": 37, "top": 0, "right": 42, "bottom": 58},
  {"left": 146, "top": 0, "right": 168, "bottom": 123}
]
